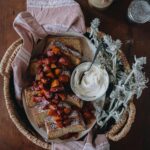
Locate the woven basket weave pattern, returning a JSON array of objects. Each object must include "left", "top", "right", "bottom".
[{"left": 0, "top": 39, "right": 136, "bottom": 149}]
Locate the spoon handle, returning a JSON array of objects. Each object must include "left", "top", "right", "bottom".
[
  {"left": 79, "top": 41, "right": 103, "bottom": 84},
  {"left": 88, "top": 42, "right": 102, "bottom": 71}
]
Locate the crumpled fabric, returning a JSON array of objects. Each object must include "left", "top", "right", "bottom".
[{"left": 11, "top": 0, "right": 110, "bottom": 150}]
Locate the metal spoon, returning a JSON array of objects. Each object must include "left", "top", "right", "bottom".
[{"left": 79, "top": 42, "right": 102, "bottom": 84}]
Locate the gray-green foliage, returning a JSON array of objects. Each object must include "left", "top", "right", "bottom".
[{"left": 89, "top": 18, "right": 148, "bottom": 128}]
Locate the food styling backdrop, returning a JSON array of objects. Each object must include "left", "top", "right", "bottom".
[{"left": 0, "top": 0, "right": 150, "bottom": 150}]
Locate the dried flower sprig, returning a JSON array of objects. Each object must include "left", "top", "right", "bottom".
[
  {"left": 124, "top": 56, "right": 148, "bottom": 99},
  {"left": 90, "top": 19, "right": 122, "bottom": 81},
  {"left": 103, "top": 35, "right": 122, "bottom": 81},
  {"left": 88, "top": 18, "right": 148, "bottom": 129},
  {"left": 103, "top": 35, "right": 122, "bottom": 56},
  {"left": 97, "top": 56, "right": 148, "bottom": 128},
  {"left": 89, "top": 18, "right": 100, "bottom": 47}
]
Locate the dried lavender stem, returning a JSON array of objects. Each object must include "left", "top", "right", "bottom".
[{"left": 113, "top": 55, "right": 117, "bottom": 81}]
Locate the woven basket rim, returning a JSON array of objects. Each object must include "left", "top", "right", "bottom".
[{"left": 0, "top": 38, "right": 136, "bottom": 149}]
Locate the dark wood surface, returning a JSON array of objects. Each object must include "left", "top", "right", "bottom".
[{"left": 0, "top": 0, "right": 150, "bottom": 150}]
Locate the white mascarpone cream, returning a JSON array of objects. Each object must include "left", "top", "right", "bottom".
[{"left": 71, "top": 62, "right": 109, "bottom": 101}]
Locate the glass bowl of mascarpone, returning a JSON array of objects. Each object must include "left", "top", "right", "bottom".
[{"left": 71, "top": 62, "right": 109, "bottom": 101}]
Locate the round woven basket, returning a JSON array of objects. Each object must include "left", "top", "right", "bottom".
[{"left": 0, "top": 39, "right": 136, "bottom": 149}]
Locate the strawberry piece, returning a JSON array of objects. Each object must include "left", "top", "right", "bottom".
[
  {"left": 58, "top": 57, "right": 70, "bottom": 66},
  {"left": 51, "top": 46, "right": 61, "bottom": 55},
  {"left": 58, "top": 93, "right": 66, "bottom": 101},
  {"left": 51, "top": 79, "right": 59, "bottom": 88},
  {"left": 33, "top": 85, "right": 40, "bottom": 91},
  {"left": 47, "top": 50, "right": 54, "bottom": 57},
  {"left": 41, "top": 78, "right": 47, "bottom": 84},
  {"left": 51, "top": 99, "right": 59, "bottom": 104},
  {"left": 51, "top": 63, "right": 57, "bottom": 69},
  {"left": 57, "top": 109, "right": 63, "bottom": 115},
  {"left": 47, "top": 109, "right": 53, "bottom": 115},
  {"left": 46, "top": 72, "right": 55, "bottom": 78},
  {"left": 63, "top": 108, "right": 71, "bottom": 114},
  {"left": 49, "top": 104, "right": 57, "bottom": 110},
  {"left": 53, "top": 115, "right": 62, "bottom": 122},
  {"left": 55, "top": 68, "right": 61, "bottom": 75},
  {"left": 50, "top": 86, "right": 64, "bottom": 92},
  {"left": 83, "top": 112, "right": 93, "bottom": 119},
  {"left": 43, "top": 104, "right": 49, "bottom": 110},
  {"left": 32, "top": 96, "right": 43, "bottom": 103},
  {"left": 57, "top": 121, "right": 63, "bottom": 128},
  {"left": 54, "top": 94, "right": 59, "bottom": 100},
  {"left": 48, "top": 109, "right": 56, "bottom": 116},
  {"left": 59, "top": 75, "right": 70, "bottom": 83},
  {"left": 38, "top": 82, "right": 44, "bottom": 89},
  {"left": 42, "top": 89, "right": 52, "bottom": 99},
  {"left": 49, "top": 45, "right": 56, "bottom": 49},
  {"left": 49, "top": 56, "right": 57, "bottom": 63}
]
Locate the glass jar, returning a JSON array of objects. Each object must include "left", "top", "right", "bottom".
[{"left": 127, "top": 0, "right": 150, "bottom": 23}]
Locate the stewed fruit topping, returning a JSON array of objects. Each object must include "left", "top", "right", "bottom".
[
  {"left": 29, "top": 43, "right": 95, "bottom": 131},
  {"left": 29, "top": 43, "right": 75, "bottom": 121}
]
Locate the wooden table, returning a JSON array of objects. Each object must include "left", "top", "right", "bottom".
[{"left": 0, "top": 0, "right": 150, "bottom": 149}]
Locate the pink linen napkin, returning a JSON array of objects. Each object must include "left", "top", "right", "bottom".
[
  {"left": 12, "top": 0, "right": 86, "bottom": 101},
  {"left": 12, "top": 0, "right": 110, "bottom": 150},
  {"left": 52, "top": 131, "right": 109, "bottom": 150}
]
